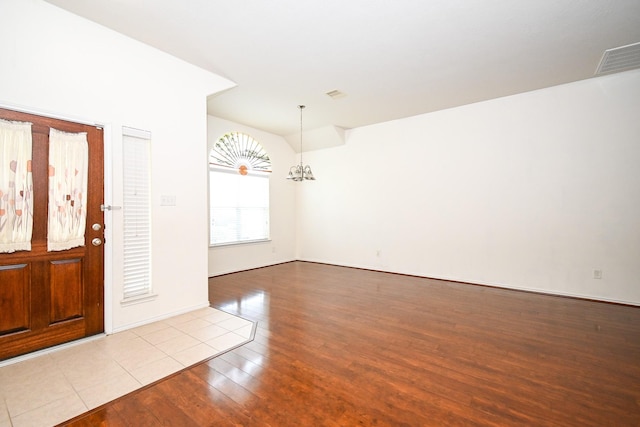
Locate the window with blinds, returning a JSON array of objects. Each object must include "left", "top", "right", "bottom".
[
  {"left": 122, "top": 127, "right": 153, "bottom": 302},
  {"left": 209, "top": 169, "right": 269, "bottom": 245},
  {"left": 209, "top": 132, "right": 271, "bottom": 246}
]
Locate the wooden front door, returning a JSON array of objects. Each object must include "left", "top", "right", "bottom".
[{"left": 0, "top": 108, "right": 104, "bottom": 361}]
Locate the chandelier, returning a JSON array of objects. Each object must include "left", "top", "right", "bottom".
[{"left": 286, "top": 105, "right": 315, "bottom": 181}]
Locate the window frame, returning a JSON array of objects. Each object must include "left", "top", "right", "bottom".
[
  {"left": 121, "top": 126, "right": 155, "bottom": 305},
  {"left": 208, "top": 132, "right": 271, "bottom": 247}
]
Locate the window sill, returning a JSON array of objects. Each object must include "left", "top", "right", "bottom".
[
  {"left": 120, "top": 293, "right": 158, "bottom": 307},
  {"left": 210, "top": 238, "right": 271, "bottom": 248}
]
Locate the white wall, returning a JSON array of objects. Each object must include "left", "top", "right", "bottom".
[
  {"left": 1, "top": 0, "right": 236, "bottom": 331},
  {"left": 298, "top": 70, "right": 640, "bottom": 305},
  {"left": 207, "top": 116, "right": 297, "bottom": 276},
  {"left": 5, "top": 2, "right": 636, "bottom": 318}
]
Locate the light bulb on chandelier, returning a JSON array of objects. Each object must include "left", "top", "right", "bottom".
[{"left": 286, "top": 105, "right": 315, "bottom": 181}]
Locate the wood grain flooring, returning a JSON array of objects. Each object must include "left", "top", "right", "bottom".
[{"left": 60, "top": 261, "right": 640, "bottom": 426}]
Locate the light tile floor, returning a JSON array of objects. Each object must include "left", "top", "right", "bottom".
[{"left": 0, "top": 307, "right": 254, "bottom": 427}]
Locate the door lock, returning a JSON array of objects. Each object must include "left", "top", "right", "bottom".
[{"left": 91, "top": 238, "right": 103, "bottom": 246}]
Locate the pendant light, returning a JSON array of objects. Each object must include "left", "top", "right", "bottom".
[{"left": 286, "top": 105, "right": 315, "bottom": 181}]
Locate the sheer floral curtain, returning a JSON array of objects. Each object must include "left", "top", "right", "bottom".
[
  {"left": 47, "top": 128, "right": 88, "bottom": 251},
  {"left": 0, "top": 119, "right": 33, "bottom": 253}
]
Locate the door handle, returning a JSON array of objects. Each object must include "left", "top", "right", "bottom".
[
  {"left": 100, "top": 204, "right": 122, "bottom": 212},
  {"left": 91, "top": 238, "right": 103, "bottom": 246}
]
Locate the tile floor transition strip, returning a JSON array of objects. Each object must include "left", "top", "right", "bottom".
[{"left": 0, "top": 307, "right": 256, "bottom": 427}]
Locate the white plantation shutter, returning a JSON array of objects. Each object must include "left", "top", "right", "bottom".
[{"left": 122, "top": 127, "right": 152, "bottom": 300}]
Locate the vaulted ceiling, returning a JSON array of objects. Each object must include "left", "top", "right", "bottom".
[{"left": 45, "top": 0, "right": 640, "bottom": 150}]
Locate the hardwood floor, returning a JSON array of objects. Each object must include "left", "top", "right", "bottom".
[{"left": 61, "top": 261, "right": 640, "bottom": 426}]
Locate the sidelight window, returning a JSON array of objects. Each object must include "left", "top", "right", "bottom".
[{"left": 122, "top": 127, "right": 152, "bottom": 301}]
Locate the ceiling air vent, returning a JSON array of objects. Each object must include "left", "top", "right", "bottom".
[
  {"left": 326, "top": 89, "right": 347, "bottom": 99},
  {"left": 595, "top": 42, "right": 640, "bottom": 75}
]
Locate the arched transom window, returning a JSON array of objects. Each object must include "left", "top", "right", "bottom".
[{"left": 209, "top": 131, "right": 271, "bottom": 174}]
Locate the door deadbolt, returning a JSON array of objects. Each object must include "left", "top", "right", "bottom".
[{"left": 92, "top": 223, "right": 102, "bottom": 231}]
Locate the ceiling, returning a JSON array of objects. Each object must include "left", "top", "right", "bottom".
[{"left": 44, "top": 0, "right": 640, "bottom": 149}]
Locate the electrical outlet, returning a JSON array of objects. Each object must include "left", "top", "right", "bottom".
[{"left": 593, "top": 269, "right": 603, "bottom": 279}]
